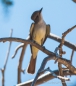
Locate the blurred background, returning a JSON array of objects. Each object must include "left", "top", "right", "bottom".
[{"left": 0, "top": 0, "right": 76, "bottom": 86}]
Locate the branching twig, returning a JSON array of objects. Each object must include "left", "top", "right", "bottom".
[
  {"left": 31, "top": 66, "right": 70, "bottom": 86},
  {"left": 0, "top": 29, "right": 13, "bottom": 86},
  {"left": 58, "top": 25, "right": 76, "bottom": 86},
  {"left": 0, "top": 34, "right": 76, "bottom": 70},
  {"left": 55, "top": 25, "right": 76, "bottom": 62},
  {"left": 12, "top": 43, "right": 24, "bottom": 58},
  {"left": 31, "top": 55, "right": 72, "bottom": 86},
  {"left": 17, "top": 55, "right": 76, "bottom": 86},
  {"left": 0, "top": 36, "right": 76, "bottom": 57},
  {"left": 0, "top": 32, "right": 76, "bottom": 85},
  {"left": 59, "top": 25, "right": 76, "bottom": 50},
  {"left": 18, "top": 44, "right": 27, "bottom": 83},
  {"left": 17, "top": 36, "right": 30, "bottom": 84},
  {"left": 21, "top": 69, "right": 25, "bottom": 74},
  {"left": 53, "top": 25, "right": 76, "bottom": 85},
  {"left": 0, "top": 37, "right": 56, "bottom": 56}
]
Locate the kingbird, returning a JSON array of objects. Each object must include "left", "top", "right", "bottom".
[{"left": 27, "top": 8, "right": 50, "bottom": 74}]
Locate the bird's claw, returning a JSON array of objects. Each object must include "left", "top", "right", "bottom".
[{"left": 42, "top": 46, "right": 46, "bottom": 50}]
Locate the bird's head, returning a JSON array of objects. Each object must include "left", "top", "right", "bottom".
[{"left": 31, "top": 8, "right": 43, "bottom": 23}]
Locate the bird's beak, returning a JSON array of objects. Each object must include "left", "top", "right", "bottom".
[{"left": 39, "top": 8, "right": 43, "bottom": 13}]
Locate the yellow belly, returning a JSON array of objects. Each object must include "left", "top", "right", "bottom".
[{"left": 31, "top": 22, "right": 46, "bottom": 59}]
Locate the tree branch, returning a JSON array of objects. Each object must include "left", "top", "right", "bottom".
[
  {"left": 0, "top": 37, "right": 55, "bottom": 56},
  {"left": 48, "top": 33, "right": 76, "bottom": 50},
  {"left": 0, "top": 33, "right": 76, "bottom": 55},
  {"left": 31, "top": 54, "right": 76, "bottom": 86},
  {"left": 17, "top": 55, "right": 76, "bottom": 86},
  {"left": 31, "top": 66, "right": 69, "bottom": 86},
  {"left": 0, "top": 33, "right": 76, "bottom": 51},
  {"left": 16, "top": 69, "right": 75, "bottom": 86}
]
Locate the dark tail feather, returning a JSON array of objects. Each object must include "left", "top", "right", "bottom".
[{"left": 27, "top": 56, "right": 37, "bottom": 74}]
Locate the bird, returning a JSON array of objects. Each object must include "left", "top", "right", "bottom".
[{"left": 27, "top": 8, "right": 50, "bottom": 74}]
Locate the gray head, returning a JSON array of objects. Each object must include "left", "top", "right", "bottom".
[{"left": 31, "top": 8, "right": 43, "bottom": 23}]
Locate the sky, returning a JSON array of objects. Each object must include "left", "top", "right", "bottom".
[{"left": 0, "top": 0, "right": 76, "bottom": 86}]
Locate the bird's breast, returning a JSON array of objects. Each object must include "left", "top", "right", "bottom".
[{"left": 32, "top": 23, "right": 46, "bottom": 43}]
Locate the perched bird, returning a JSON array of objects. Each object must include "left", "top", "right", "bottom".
[{"left": 27, "top": 8, "right": 50, "bottom": 74}]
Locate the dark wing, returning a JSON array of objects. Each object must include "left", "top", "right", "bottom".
[
  {"left": 29, "top": 23, "right": 35, "bottom": 53},
  {"left": 42, "top": 24, "right": 51, "bottom": 45},
  {"left": 29, "top": 23, "right": 35, "bottom": 40}
]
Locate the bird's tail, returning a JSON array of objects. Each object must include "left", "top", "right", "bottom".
[{"left": 27, "top": 55, "right": 37, "bottom": 74}]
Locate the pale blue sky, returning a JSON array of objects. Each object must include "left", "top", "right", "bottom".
[{"left": 0, "top": 0, "right": 76, "bottom": 86}]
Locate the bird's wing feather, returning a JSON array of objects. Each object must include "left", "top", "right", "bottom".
[
  {"left": 46, "top": 24, "right": 50, "bottom": 37},
  {"left": 29, "top": 23, "right": 35, "bottom": 40},
  {"left": 42, "top": 24, "right": 51, "bottom": 45},
  {"left": 29, "top": 23, "right": 35, "bottom": 53}
]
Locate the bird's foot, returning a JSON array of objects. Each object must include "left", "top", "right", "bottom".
[
  {"left": 32, "top": 40, "right": 36, "bottom": 43},
  {"left": 42, "top": 46, "right": 46, "bottom": 50}
]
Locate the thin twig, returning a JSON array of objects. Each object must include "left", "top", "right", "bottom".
[
  {"left": 70, "top": 49, "right": 74, "bottom": 64},
  {"left": 18, "top": 44, "right": 27, "bottom": 83},
  {"left": 58, "top": 63, "right": 66, "bottom": 86},
  {"left": 4, "top": 29, "right": 13, "bottom": 69},
  {"left": 12, "top": 43, "right": 24, "bottom": 58},
  {"left": 21, "top": 69, "right": 25, "bottom": 74},
  {"left": 54, "top": 47, "right": 60, "bottom": 63},
  {"left": 17, "top": 36, "right": 30, "bottom": 84},
  {"left": 0, "top": 29, "right": 13, "bottom": 86},
  {"left": 47, "top": 67, "right": 69, "bottom": 81},
  {"left": 59, "top": 25, "right": 76, "bottom": 49}
]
